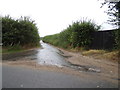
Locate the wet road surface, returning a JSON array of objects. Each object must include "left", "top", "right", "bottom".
[
  {"left": 2, "top": 41, "right": 118, "bottom": 88},
  {"left": 3, "top": 41, "right": 101, "bottom": 73}
]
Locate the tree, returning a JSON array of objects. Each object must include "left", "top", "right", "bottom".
[
  {"left": 101, "top": 1, "right": 120, "bottom": 27},
  {"left": 101, "top": 1, "right": 120, "bottom": 50},
  {"left": 43, "top": 19, "right": 100, "bottom": 49},
  {"left": 2, "top": 16, "right": 40, "bottom": 47}
]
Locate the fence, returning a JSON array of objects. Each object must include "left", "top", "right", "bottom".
[{"left": 90, "top": 30, "right": 116, "bottom": 50}]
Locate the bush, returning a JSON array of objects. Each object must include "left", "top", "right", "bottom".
[
  {"left": 2, "top": 15, "right": 40, "bottom": 47},
  {"left": 43, "top": 19, "right": 100, "bottom": 49},
  {"left": 69, "top": 20, "right": 100, "bottom": 48}
]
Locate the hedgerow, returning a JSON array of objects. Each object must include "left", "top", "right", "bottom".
[
  {"left": 43, "top": 19, "right": 100, "bottom": 49},
  {"left": 2, "top": 15, "right": 40, "bottom": 47}
]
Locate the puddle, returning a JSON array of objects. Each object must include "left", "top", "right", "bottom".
[{"left": 3, "top": 41, "right": 101, "bottom": 73}]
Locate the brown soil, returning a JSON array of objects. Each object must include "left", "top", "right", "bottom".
[
  {"left": 2, "top": 47, "right": 119, "bottom": 85},
  {"left": 56, "top": 47, "right": 119, "bottom": 83}
]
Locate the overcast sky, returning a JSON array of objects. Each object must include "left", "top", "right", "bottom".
[{"left": 0, "top": 0, "right": 116, "bottom": 37}]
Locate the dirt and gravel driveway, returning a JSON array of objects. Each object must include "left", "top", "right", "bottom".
[{"left": 2, "top": 42, "right": 119, "bottom": 88}]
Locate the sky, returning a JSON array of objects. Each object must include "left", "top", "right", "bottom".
[{"left": 0, "top": 0, "right": 117, "bottom": 37}]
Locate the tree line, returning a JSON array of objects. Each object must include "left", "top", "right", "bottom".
[
  {"left": 42, "top": 19, "right": 100, "bottom": 49},
  {"left": 43, "top": 1, "right": 120, "bottom": 51},
  {"left": 2, "top": 16, "right": 40, "bottom": 47}
]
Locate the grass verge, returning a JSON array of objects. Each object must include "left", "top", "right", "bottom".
[
  {"left": 2, "top": 44, "right": 41, "bottom": 54},
  {"left": 82, "top": 49, "right": 119, "bottom": 62}
]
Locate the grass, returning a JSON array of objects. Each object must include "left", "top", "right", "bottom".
[
  {"left": 103, "top": 51, "right": 119, "bottom": 60},
  {"left": 2, "top": 44, "right": 41, "bottom": 54},
  {"left": 82, "top": 50, "right": 107, "bottom": 55},
  {"left": 0, "top": 47, "right": 2, "bottom": 53},
  {"left": 3, "top": 46, "right": 26, "bottom": 54},
  {"left": 2, "top": 48, "right": 24, "bottom": 54},
  {"left": 82, "top": 49, "right": 119, "bottom": 62}
]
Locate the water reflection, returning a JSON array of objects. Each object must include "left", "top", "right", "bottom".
[
  {"left": 3, "top": 41, "right": 101, "bottom": 73},
  {"left": 36, "top": 41, "right": 70, "bottom": 67}
]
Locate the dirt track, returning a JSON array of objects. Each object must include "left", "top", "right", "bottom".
[{"left": 2, "top": 46, "right": 119, "bottom": 86}]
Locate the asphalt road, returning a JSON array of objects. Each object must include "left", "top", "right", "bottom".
[{"left": 2, "top": 65, "right": 117, "bottom": 88}]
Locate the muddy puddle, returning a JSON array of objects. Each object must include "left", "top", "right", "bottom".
[{"left": 3, "top": 41, "right": 101, "bottom": 73}]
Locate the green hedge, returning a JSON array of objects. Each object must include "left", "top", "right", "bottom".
[
  {"left": 2, "top": 16, "right": 40, "bottom": 47},
  {"left": 43, "top": 19, "right": 100, "bottom": 49}
]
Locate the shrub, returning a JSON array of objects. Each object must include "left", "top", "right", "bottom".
[
  {"left": 43, "top": 18, "right": 100, "bottom": 49},
  {"left": 2, "top": 15, "right": 40, "bottom": 47},
  {"left": 70, "top": 20, "right": 100, "bottom": 48}
]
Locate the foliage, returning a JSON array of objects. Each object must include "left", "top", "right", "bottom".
[
  {"left": 2, "top": 15, "right": 40, "bottom": 47},
  {"left": 101, "top": 1, "right": 120, "bottom": 50},
  {"left": 42, "top": 34, "right": 60, "bottom": 46},
  {"left": 101, "top": 1, "right": 120, "bottom": 26},
  {"left": 115, "top": 29, "right": 120, "bottom": 49},
  {"left": 69, "top": 20, "right": 100, "bottom": 48},
  {"left": 43, "top": 19, "right": 100, "bottom": 49}
]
